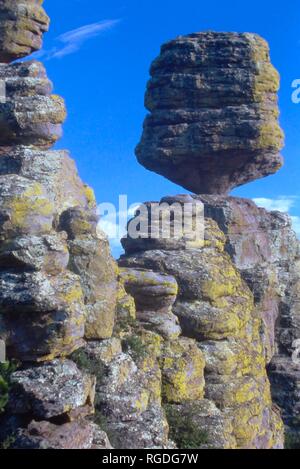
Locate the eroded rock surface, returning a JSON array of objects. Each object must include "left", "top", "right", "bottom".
[
  {"left": 0, "top": 0, "right": 116, "bottom": 450},
  {"left": 119, "top": 197, "right": 285, "bottom": 449},
  {"left": 136, "top": 32, "right": 283, "bottom": 194},
  {"left": 0, "top": 0, "right": 49, "bottom": 63},
  {"left": 0, "top": 2, "right": 299, "bottom": 451}
]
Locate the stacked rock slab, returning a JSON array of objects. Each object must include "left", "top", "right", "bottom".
[
  {"left": 0, "top": 3, "right": 298, "bottom": 449},
  {"left": 136, "top": 32, "right": 284, "bottom": 194},
  {"left": 120, "top": 197, "right": 284, "bottom": 448},
  {"left": 0, "top": 0, "right": 116, "bottom": 448},
  {"left": 120, "top": 31, "right": 300, "bottom": 448}
]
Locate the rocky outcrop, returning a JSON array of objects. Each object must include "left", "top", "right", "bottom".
[
  {"left": 0, "top": 1, "right": 299, "bottom": 451},
  {"left": 0, "top": 0, "right": 116, "bottom": 449},
  {"left": 127, "top": 30, "right": 300, "bottom": 448},
  {"left": 119, "top": 197, "right": 285, "bottom": 448},
  {"left": 268, "top": 249, "right": 300, "bottom": 443},
  {"left": 11, "top": 420, "right": 112, "bottom": 450},
  {"left": 195, "top": 195, "right": 298, "bottom": 362},
  {"left": 136, "top": 32, "right": 283, "bottom": 194}
]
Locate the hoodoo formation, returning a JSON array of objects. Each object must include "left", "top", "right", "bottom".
[
  {"left": 0, "top": 1, "right": 299, "bottom": 450},
  {"left": 136, "top": 32, "right": 284, "bottom": 194}
]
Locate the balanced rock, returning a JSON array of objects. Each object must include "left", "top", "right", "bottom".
[
  {"left": 0, "top": 0, "right": 49, "bottom": 62},
  {"left": 136, "top": 32, "right": 284, "bottom": 194}
]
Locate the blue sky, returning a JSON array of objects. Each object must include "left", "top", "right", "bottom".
[{"left": 37, "top": 0, "right": 300, "bottom": 256}]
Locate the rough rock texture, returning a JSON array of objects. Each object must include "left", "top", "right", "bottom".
[
  {"left": 191, "top": 195, "right": 300, "bottom": 441},
  {"left": 0, "top": 61, "right": 66, "bottom": 147},
  {"left": 120, "top": 268, "right": 181, "bottom": 339},
  {"left": 12, "top": 420, "right": 112, "bottom": 449},
  {"left": 165, "top": 400, "right": 236, "bottom": 449},
  {"left": 0, "top": 0, "right": 115, "bottom": 449},
  {"left": 0, "top": 0, "right": 49, "bottom": 62},
  {"left": 136, "top": 32, "right": 284, "bottom": 194},
  {"left": 80, "top": 336, "right": 171, "bottom": 449},
  {"left": 1, "top": 3, "right": 299, "bottom": 451},
  {"left": 119, "top": 197, "right": 285, "bottom": 449},
  {"left": 195, "top": 196, "right": 298, "bottom": 362},
  {"left": 7, "top": 360, "right": 96, "bottom": 420},
  {"left": 59, "top": 208, "right": 118, "bottom": 340}
]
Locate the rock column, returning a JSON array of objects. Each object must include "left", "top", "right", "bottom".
[
  {"left": 119, "top": 31, "right": 300, "bottom": 448},
  {"left": 0, "top": 0, "right": 116, "bottom": 449}
]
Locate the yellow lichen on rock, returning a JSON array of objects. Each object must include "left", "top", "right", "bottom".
[{"left": 160, "top": 337, "right": 205, "bottom": 403}]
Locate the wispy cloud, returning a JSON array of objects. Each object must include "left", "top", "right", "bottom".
[
  {"left": 253, "top": 196, "right": 300, "bottom": 237},
  {"left": 252, "top": 196, "right": 298, "bottom": 213},
  {"left": 35, "top": 19, "right": 120, "bottom": 60}
]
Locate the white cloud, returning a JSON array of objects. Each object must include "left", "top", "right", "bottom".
[
  {"left": 35, "top": 19, "right": 120, "bottom": 60},
  {"left": 253, "top": 196, "right": 300, "bottom": 238},
  {"left": 97, "top": 204, "right": 140, "bottom": 258},
  {"left": 252, "top": 196, "right": 298, "bottom": 213}
]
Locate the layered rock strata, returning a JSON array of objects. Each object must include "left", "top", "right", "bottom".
[
  {"left": 136, "top": 32, "right": 284, "bottom": 194},
  {"left": 0, "top": 0, "right": 116, "bottom": 449},
  {"left": 0, "top": 1, "right": 299, "bottom": 451},
  {"left": 132, "top": 30, "right": 300, "bottom": 447},
  {"left": 0, "top": 0, "right": 49, "bottom": 63},
  {"left": 119, "top": 197, "right": 285, "bottom": 448}
]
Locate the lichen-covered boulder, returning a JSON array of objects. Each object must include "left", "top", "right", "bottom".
[
  {"left": 8, "top": 359, "right": 95, "bottom": 420},
  {"left": 0, "top": 175, "right": 54, "bottom": 239},
  {"left": 0, "top": 61, "right": 66, "bottom": 147},
  {"left": 12, "top": 420, "right": 111, "bottom": 450},
  {"left": 119, "top": 268, "right": 178, "bottom": 311},
  {"left": 136, "top": 32, "right": 283, "bottom": 194},
  {"left": 160, "top": 338, "right": 205, "bottom": 403},
  {"left": 119, "top": 267, "right": 181, "bottom": 339},
  {"left": 0, "top": 233, "right": 69, "bottom": 273},
  {"left": 0, "top": 271, "right": 86, "bottom": 361},
  {"left": 120, "top": 246, "right": 253, "bottom": 342},
  {"left": 59, "top": 208, "right": 118, "bottom": 340},
  {"left": 0, "top": 147, "right": 96, "bottom": 214},
  {"left": 0, "top": 0, "right": 49, "bottom": 63}
]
